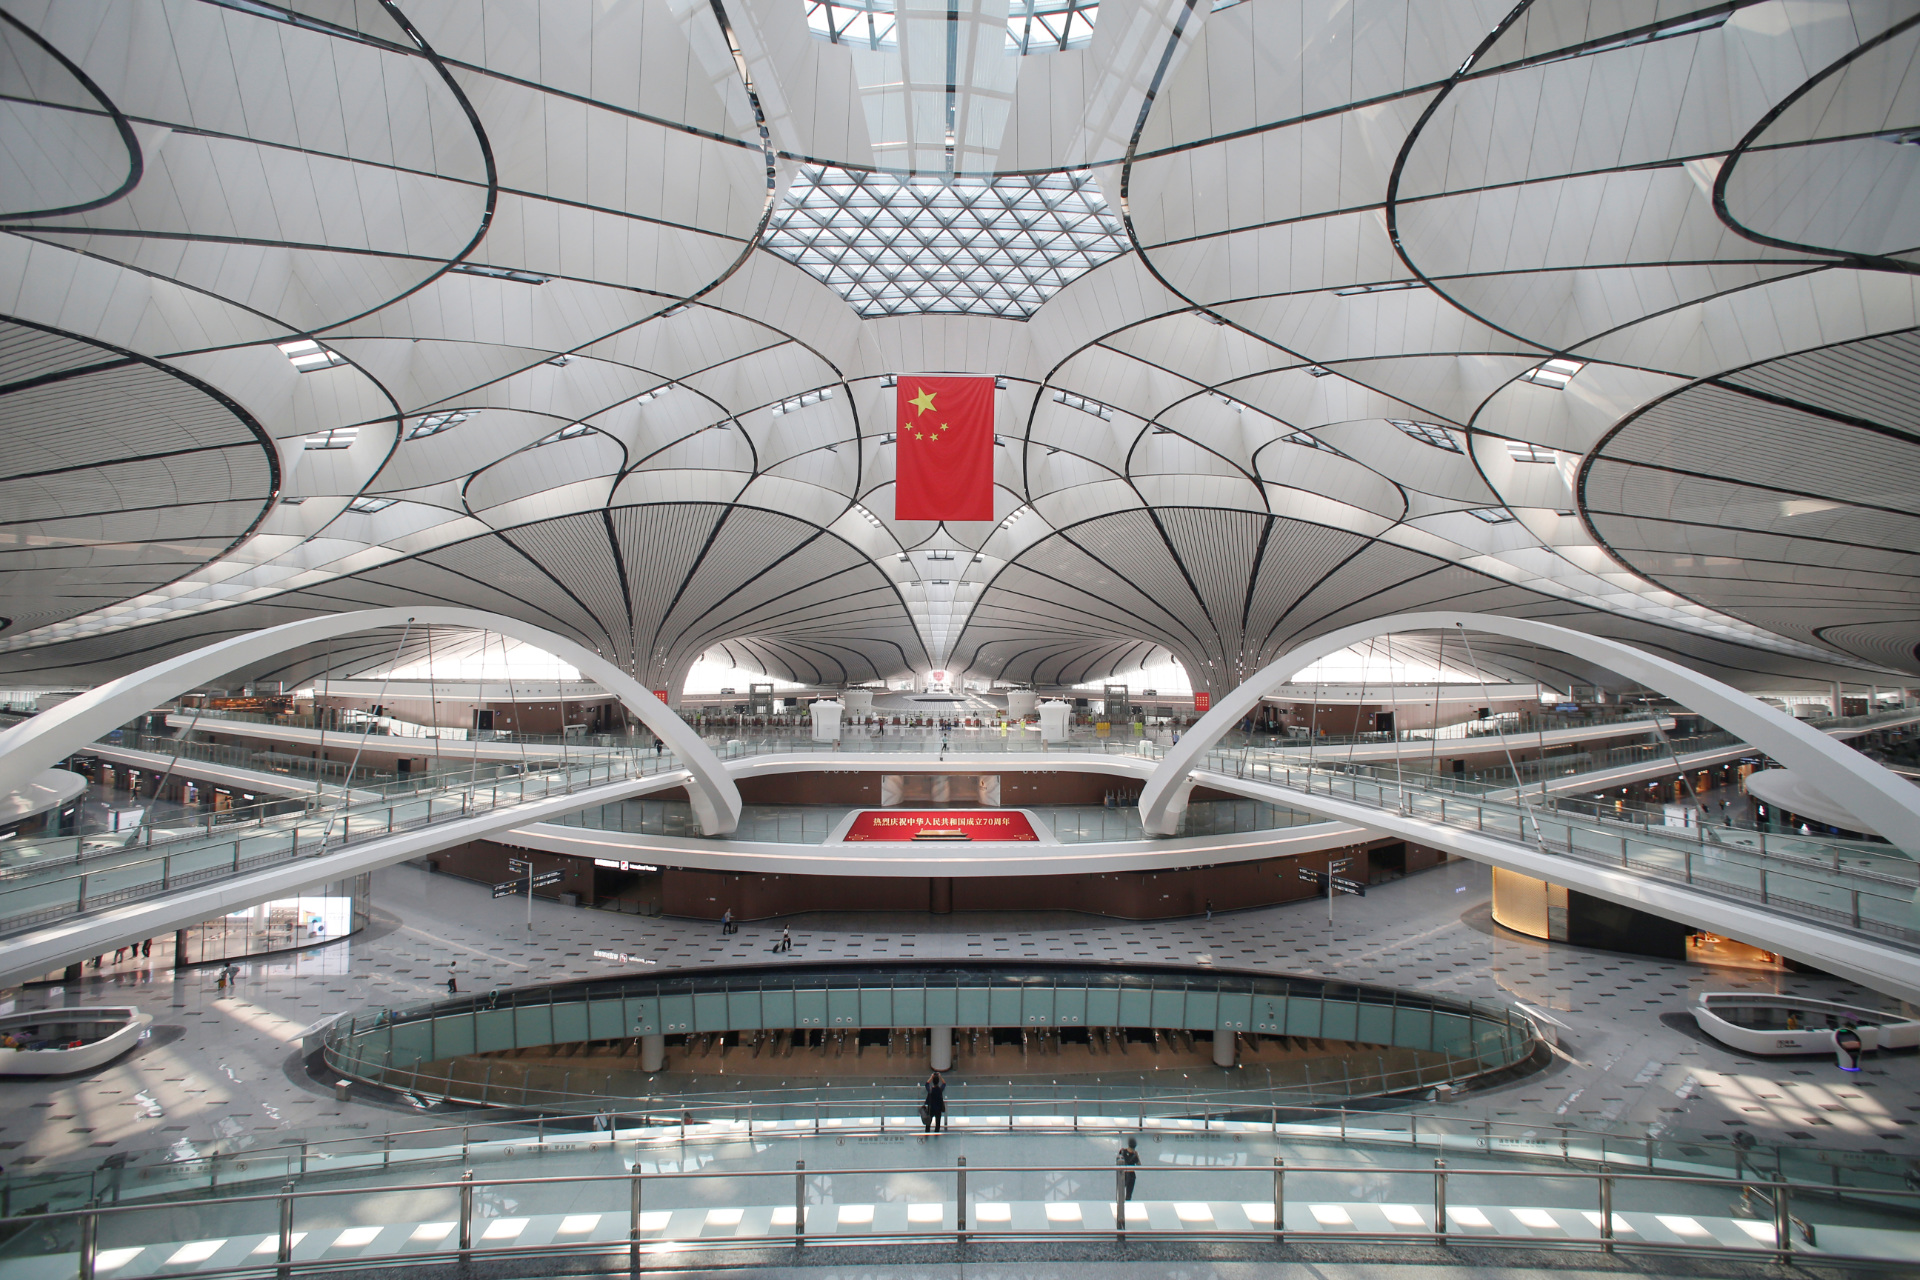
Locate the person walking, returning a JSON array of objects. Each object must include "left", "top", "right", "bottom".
[
  {"left": 922, "top": 1069, "right": 947, "bottom": 1134},
  {"left": 721, "top": 908, "right": 735, "bottom": 935},
  {"left": 1117, "top": 1136, "right": 1140, "bottom": 1204},
  {"left": 777, "top": 927, "right": 792, "bottom": 953},
  {"left": 446, "top": 975, "right": 459, "bottom": 995},
  {"left": 1204, "top": 899, "right": 1214, "bottom": 922}
]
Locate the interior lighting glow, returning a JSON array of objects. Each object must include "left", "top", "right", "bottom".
[
  {"left": 763, "top": 165, "right": 1125, "bottom": 318},
  {"left": 346, "top": 496, "right": 395, "bottom": 513},
  {"left": 1506, "top": 440, "right": 1557, "bottom": 463},
  {"left": 1390, "top": 419, "right": 1461, "bottom": 452},
  {"left": 1304, "top": 365, "right": 1333, "bottom": 377},
  {"left": 1053, "top": 389, "right": 1114, "bottom": 420},
  {"left": 773, "top": 387, "right": 836, "bottom": 415},
  {"left": 406, "top": 411, "right": 470, "bottom": 440},
  {"left": 851, "top": 503, "right": 883, "bottom": 527},
  {"left": 1467, "top": 507, "right": 1517, "bottom": 524},
  {"left": 276, "top": 338, "right": 346, "bottom": 371},
  {"left": 1520, "top": 358, "right": 1585, "bottom": 389}
]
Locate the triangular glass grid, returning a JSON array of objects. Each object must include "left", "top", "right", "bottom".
[{"left": 762, "top": 165, "right": 1128, "bottom": 318}]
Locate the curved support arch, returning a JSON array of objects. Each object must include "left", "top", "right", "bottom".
[
  {"left": 1139, "top": 612, "right": 1920, "bottom": 860},
  {"left": 0, "top": 608, "right": 743, "bottom": 835}
]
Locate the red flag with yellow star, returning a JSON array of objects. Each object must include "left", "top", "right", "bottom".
[{"left": 895, "top": 376, "right": 995, "bottom": 521}]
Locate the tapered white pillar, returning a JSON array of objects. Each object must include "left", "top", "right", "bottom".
[
  {"left": 640, "top": 1033, "right": 666, "bottom": 1072},
  {"left": 930, "top": 1026, "right": 953, "bottom": 1071},
  {"left": 1212, "top": 1030, "right": 1235, "bottom": 1068}
]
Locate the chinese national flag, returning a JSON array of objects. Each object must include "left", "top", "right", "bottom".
[{"left": 895, "top": 375, "right": 995, "bottom": 521}]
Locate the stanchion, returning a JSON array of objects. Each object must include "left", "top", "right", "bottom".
[
  {"left": 1273, "top": 1157, "right": 1285, "bottom": 1242},
  {"left": 1433, "top": 1159, "right": 1447, "bottom": 1242},
  {"left": 1598, "top": 1165, "right": 1613, "bottom": 1254}
]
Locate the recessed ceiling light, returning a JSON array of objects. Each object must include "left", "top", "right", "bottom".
[
  {"left": 1304, "top": 365, "right": 1333, "bottom": 378},
  {"left": 347, "top": 496, "right": 395, "bottom": 513},
  {"left": 1467, "top": 507, "right": 1517, "bottom": 524}
]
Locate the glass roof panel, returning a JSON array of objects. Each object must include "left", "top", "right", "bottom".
[{"left": 763, "top": 165, "right": 1127, "bottom": 318}]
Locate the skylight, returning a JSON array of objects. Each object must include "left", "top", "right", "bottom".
[
  {"left": 277, "top": 338, "right": 346, "bottom": 371},
  {"left": 347, "top": 496, "right": 395, "bottom": 513},
  {"left": 1007, "top": 0, "right": 1097, "bottom": 53},
  {"left": 1506, "top": 440, "right": 1557, "bottom": 463},
  {"left": 1521, "top": 358, "right": 1585, "bottom": 389},
  {"left": 1053, "top": 390, "right": 1114, "bottom": 421},
  {"left": 303, "top": 426, "right": 358, "bottom": 450},
  {"left": 449, "top": 263, "right": 550, "bottom": 285},
  {"left": 803, "top": 0, "right": 1098, "bottom": 54},
  {"left": 804, "top": 0, "right": 895, "bottom": 50},
  {"left": 773, "top": 387, "right": 835, "bottom": 416},
  {"left": 1304, "top": 365, "right": 1333, "bottom": 377},
  {"left": 762, "top": 165, "right": 1126, "bottom": 318},
  {"left": 406, "top": 411, "right": 470, "bottom": 440},
  {"left": 1467, "top": 507, "right": 1517, "bottom": 524},
  {"left": 1333, "top": 280, "right": 1425, "bottom": 297},
  {"left": 1390, "top": 419, "right": 1461, "bottom": 452},
  {"left": 535, "top": 422, "right": 593, "bottom": 446},
  {"left": 1283, "top": 430, "right": 1335, "bottom": 453}
]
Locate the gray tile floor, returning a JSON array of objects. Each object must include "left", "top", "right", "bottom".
[{"left": 1, "top": 856, "right": 1913, "bottom": 1173}]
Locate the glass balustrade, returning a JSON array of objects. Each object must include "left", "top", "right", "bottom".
[{"left": 2, "top": 1126, "right": 1914, "bottom": 1275}]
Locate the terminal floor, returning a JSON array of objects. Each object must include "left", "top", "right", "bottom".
[{"left": 0, "top": 858, "right": 1916, "bottom": 1175}]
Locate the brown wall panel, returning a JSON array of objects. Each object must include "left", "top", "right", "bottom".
[{"left": 657, "top": 842, "right": 1385, "bottom": 922}]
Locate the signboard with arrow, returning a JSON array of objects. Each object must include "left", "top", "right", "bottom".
[{"left": 492, "top": 869, "right": 564, "bottom": 898}]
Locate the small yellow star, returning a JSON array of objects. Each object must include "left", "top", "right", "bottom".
[
  {"left": 915, "top": 432, "right": 924, "bottom": 440},
  {"left": 909, "top": 387, "right": 937, "bottom": 416}
]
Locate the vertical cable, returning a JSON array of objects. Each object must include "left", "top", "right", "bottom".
[{"left": 1454, "top": 624, "right": 1546, "bottom": 850}]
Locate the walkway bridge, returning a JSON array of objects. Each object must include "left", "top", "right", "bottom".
[{"left": 1, "top": 610, "right": 1917, "bottom": 999}]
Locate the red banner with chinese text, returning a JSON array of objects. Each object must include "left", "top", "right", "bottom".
[{"left": 841, "top": 809, "right": 1038, "bottom": 841}]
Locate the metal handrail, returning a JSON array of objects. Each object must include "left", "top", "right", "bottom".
[{"left": 17, "top": 1157, "right": 1916, "bottom": 1278}]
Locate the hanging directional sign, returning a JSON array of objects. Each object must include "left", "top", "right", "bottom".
[
  {"left": 1331, "top": 876, "right": 1367, "bottom": 897},
  {"left": 492, "top": 870, "right": 564, "bottom": 898},
  {"left": 1297, "top": 868, "right": 1327, "bottom": 887},
  {"left": 1328, "top": 857, "right": 1352, "bottom": 873},
  {"left": 507, "top": 858, "right": 531, "bottom": 873}
]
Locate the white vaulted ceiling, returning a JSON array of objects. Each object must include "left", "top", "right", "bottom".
[{"left": 0, "top": 0, "right": 1915, "bottom": 696}]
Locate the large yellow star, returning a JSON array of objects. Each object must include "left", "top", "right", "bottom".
[{"left": 908, "top": 387, "right": 937, "bottom": 416}]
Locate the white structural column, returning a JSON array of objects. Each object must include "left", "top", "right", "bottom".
[
  {"left": 0, "top": 608, "right": 743, "bottom": 836},
  {"left": 1138, "top": 612, "right": 1920, "bottom": 862}
]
